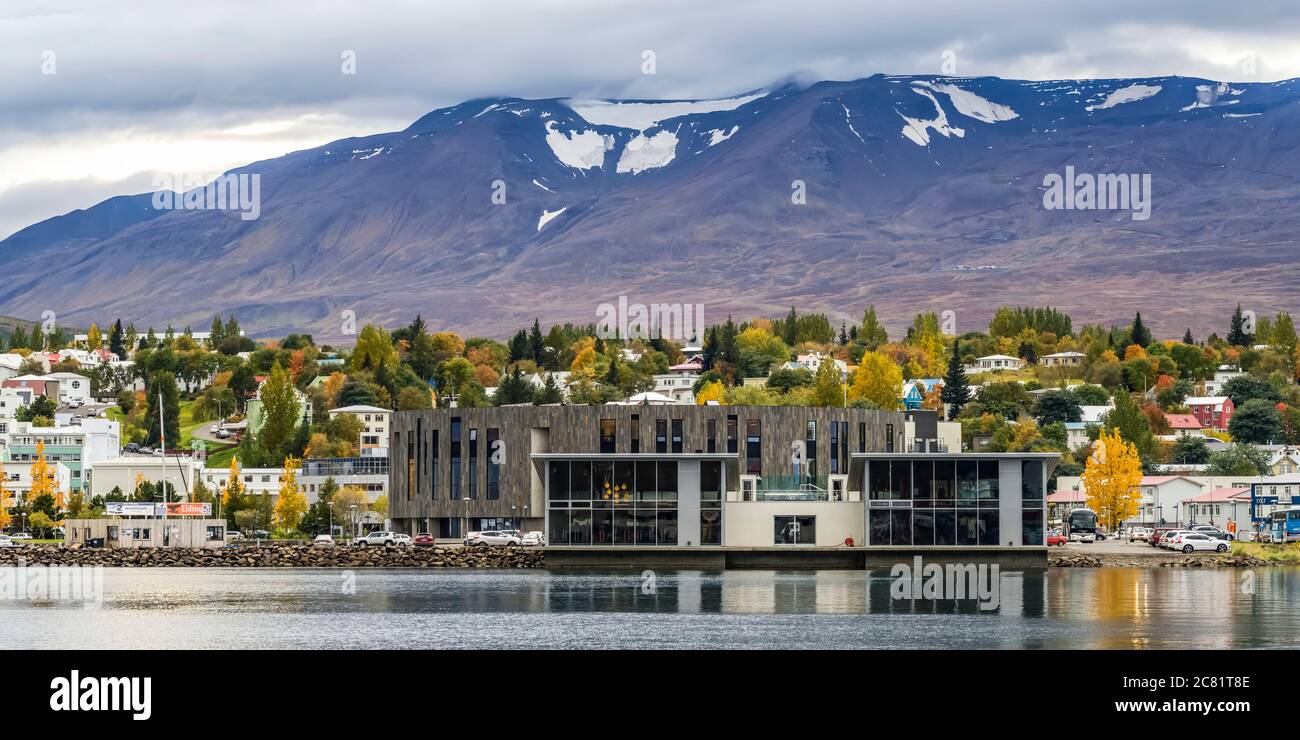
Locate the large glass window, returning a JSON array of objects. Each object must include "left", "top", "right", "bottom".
[
  {"left": 1022, "top": 509, "right": 1044, "bottom": 546},
  {"left": 934, "top": 510, "right": 956, "bottom": 545},
  {"left": 548, "top": 461, "right": 569, "bottom": 500},
  {"left": 957, "top": 460, "right": 978, "bottom": 501},
  {"left": 957, "top": 509, "right": 980, "bottom": 545},
  {"left": 700, "top": 509, "right": 722, "bottom": 545},
  {"left": 805, "top": 421, "right": 817, "bottom": 480},
  {"left": 430, "top": 430, "right": 439, "bottom": 500},
  {"left": 978, "top": 460, "right": 999, "bottom": 501},
  {"left": 727, "top": 415, "right": 738, "bottom": 454},
  {"left": 570, "top": 460, "right": 592, "bottom": 500},
  {"left": 701, "top": 460, "right": 722, "bottom": 546},
  {"left": 707, "top": 419, "right": 716, "bottom": 454},
  {"left": 569, "top": 507, "right": 591, "bottom": 545},
  {"left": 890, "top": 510, "right": 912, "bottom": 545},
  {"left": 912, "top": 510, "right": 935, "bottom": 545},
  {"left": 549, "top": 508, "right": 569, "bottom": 545},
  {"left": 889, "top": 460, "right": 911, "bottom": 500},
  {"left": 591, "top": 508, "right": 613, "bottom": 545},
  {"left": 979, "top": 510, "right": 1000, "bottom": 545},
  {"left": 912, "top": 460, "right": 933, "bottom": 502},
  {"left": 1022, "top": 460, "right": 1044, "bottom": 502},
  {"left": 630, "top": 415, "right": 640, "bottom": 453},
  {"left": 869, "top": 509, "right": 890, "bottom": 545},
  {"left": 671, "top": 419, "right": 683, "bottom": 454},
  {"left": 934, "top": 460, "right": 955, "bottom": 504},
  {"left": 868, "top": 461, "right": 891, "bottom": 500}
]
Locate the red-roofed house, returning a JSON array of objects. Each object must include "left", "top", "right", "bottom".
[
  {"left": 1164, "top": 413, "right": 1203, "bottom": 436},
  {"left": 1180, "top": 487, "right": 1250, "bottom": 532},
  {"left": 1046, "top": 489, "right": 1088, "bottom": 520}
]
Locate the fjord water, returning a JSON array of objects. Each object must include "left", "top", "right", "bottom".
[{"left": 2, "top": 568, "right": 1297, "bottom": 649}]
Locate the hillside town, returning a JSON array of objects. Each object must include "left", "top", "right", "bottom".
[{"left": 0, "top": 303, "right": 1296, "bottom": 546}]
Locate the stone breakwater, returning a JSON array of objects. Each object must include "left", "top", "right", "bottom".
[
  {"left": 1050, "top": 551, "right": 1273, "bottom": 568},
  {"left": 0, "top": 544, "right": 545, "bottom": 568}
]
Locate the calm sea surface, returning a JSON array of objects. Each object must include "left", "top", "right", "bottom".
[{"left": 2, "top": 567, "right": 1298, "bottom": 649}]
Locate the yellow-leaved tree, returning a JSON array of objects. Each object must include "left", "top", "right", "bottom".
[
  {"left": 848, "top": 351, "right": 903, "bottom": 410},
  {"left": 0, "top": 457, "right": 11, "bottom": 531},
  {"left": 274, "top": 456, "right": 307, "bottom": 533},
  {"left": 1082, "top": 428, "right": 1144, "bottom": 531},
  {"left": 223, "top": 456, "right": 245, "bottom": 512},
  {"left": 695, "top": 380, "right": 726, "bottom": 405},
  {"left": 29, "top": 440, "right": 62, "bottom": 513}
]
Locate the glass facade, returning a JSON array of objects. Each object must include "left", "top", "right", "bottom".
[
  {"left": 486, "top": 428, "right": 500, "bottom": 500},
  {"left": 548, "top": 460, "right": 680, "bottom": 546},
  {"left": 867, "top": 459, "right": 1009, "bottom": 546},
  {"left": 700, "top": 460, "right": 722, "bottom": 545}
]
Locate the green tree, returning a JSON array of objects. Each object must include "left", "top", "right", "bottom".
[
  {"left": 940, "top": 340, "right": 971, "bottom": 420},
  {"left": 1129, "top": 312, "right": 1152, "bottom": 348},
  {"left": 1206, "top": 444, "right": 1269, "bottom": 476},
  {"left": 144, "top": 372, "right": 181, "bottom": 448},
  {"left": 257, "top": 363, "right": 301, "bottom": 459},
  {"left": 1170, "top": 435, "right": 1211, "bottom": 465},
  {"left": 809, "top": 358, "right": 844, "bottom": 407},
  {"left": 1032, "top": 391, "right": 1082, "bottom": 425},
  {"left": 1228, "top": 399, "right": 1283, "bottom": 444},
  {"left": 1227, "top": 303, "right": 1254, "bottom": 347},
  {"left": 1104, "top": 391, "right": 1157, "bottom": 461}
]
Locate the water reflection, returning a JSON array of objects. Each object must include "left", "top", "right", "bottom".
[{"left": 2, "top": 567, "right": 1299, "bottom": 649}]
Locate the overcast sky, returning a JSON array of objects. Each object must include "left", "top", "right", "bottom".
[{"left": 3, "top": 0, "right": 1300, "bottom": 238}]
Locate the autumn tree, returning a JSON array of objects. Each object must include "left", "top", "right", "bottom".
[
  {"left": 809, "top": 359, "right": 844, "bottom": 407},
  {"left": 1082, "top": 428, "right": 1144, "bottom": 531},
  {"left": 849, "top": 351, "right": 903, "bottom": 410},
  {"left": 222, "top": 457, "right": 247, "bottom": 526},
  {"left": 273, "top": 456, "right": 307, "bottom": 532}
]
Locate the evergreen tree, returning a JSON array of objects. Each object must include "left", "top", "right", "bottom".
[
  {"left": 507, "top": 330, "right": 530, "bottom": 362},
  {"left": 534, "top": 373, "right": 563, "bottom": 405},
  {"left": 1182, "top": 328, "right": 1195, "bottom": 345},
  {"left": 495, "top": 367, "right": 535, "bottom": 405},
  {"left": 109, "top": 319, "right": 125, "bottom": 357},
  {"left": 940, "top": 339, "right": 971, "bottom": 421},
  {"left": 1129, "top": 312, "right": 1152, "bottom": 348},
  {"left": 858, "top": 306, "right": 888, "bottom": 350},
  {"left": 529, "top": 319, "right": 545, "bottom": 365},
  {"left": 1227, "top": 303, "right": 1254, "bottom": 346},
  {"left": 838, "top": 322, "right": 848, "bottom": 346},
  {"left": 701, "top": 326, "right": 719, "bottom": 370},
  {"left": 144, "top": 371, "right": 181, "bottom": 448},
  {"left": 209, "top": 316, "right": 225, "bottom": 348},
  {"left": 781, "top": 306, "right": 798, "bottom": 346}
]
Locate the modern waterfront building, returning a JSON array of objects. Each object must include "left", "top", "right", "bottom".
[
  {"left": 389, "top": 406, "right": 1057, "bottom": 548},
  {"left": 300, "top": 456, "right": 388, "bottom": 505},
  {"left": 2, "top": 418, "right": 121, "bottom": 493}
]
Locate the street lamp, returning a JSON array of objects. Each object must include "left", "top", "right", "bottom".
[
  {"left": 328, "top": 500, "right": 334, "bottom": 536},
  {"left": 350, "top": 504, "right": 357, "bottom": 540}
]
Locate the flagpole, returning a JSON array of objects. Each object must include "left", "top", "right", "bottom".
[{"left": 158, "top": 390, "right": 168, "bottom": 544}]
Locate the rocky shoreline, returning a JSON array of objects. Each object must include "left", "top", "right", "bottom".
[
  {"left": 0, "top": 544, "right": 544, "bottom": 568},
  {"left": 1050, "top": 551, "right": 1274, "bottom": 568}
]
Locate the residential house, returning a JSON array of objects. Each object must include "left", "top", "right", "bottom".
[
  {"left": 781, "top": 352, "right": 848, "bottom": 380},
  {"left": 1180, "top": 488, "right": 1250, "bottom": 531},
  {"left": 964, "top": 354, "right": 1025, "bottom": 373},
  {"left": 2, "top": 418, "right": 122, "bottom": 493},
  {"left": 1040, "top": 351, "right": 1085, "bottom": 368},
  {"left": 0, "top": 460, "right": 73, "bottom": 515},
  {"left": 1268, "top": 447, "right": 1300, "bottom": 476},
  {"left": 1185, "top": 396, "right": 1234, "bottom": 431},
  {"left": 902, "top": 378, "right": 943, "bottom": 411},
  {"left": 1202, "top": 366, "right": 1245, "bottom": 396},
  {"left": 1163, "top": 413, "right": 1204, "bottom": 439}
]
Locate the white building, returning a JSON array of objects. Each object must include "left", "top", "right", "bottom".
[
  {"left": 1040, "top": 351, "right": 1085, "bottom": 368},
  {"left": 44, "top": 372, "right": 93, "bottom": 405},
  {"left": 964, "top": 354, "right": 1025, "bottom": 373},
  {"left": 328, "top": 404, "right": 391, "bottom": 456},
  {"left": 3, "top": 418, "right": 121, "bottom": 493},
  {"left": 652, "top": 374, "right": 697, "bottom": 404}
]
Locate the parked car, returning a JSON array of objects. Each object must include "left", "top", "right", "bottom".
[
  {"left": 214, "top": 426, "right": 231, "bottom": 439},
  {"left": 124, "top": 443, "right": 140, "bottom": 453},
  {"left": 413, "top": 533, "right": 436, "bottom": 547},
  {"left": 355, "top": 531, "right": 411, "bottom": 547},
  {"left": 312, "top": 534, "right": 335, "bottom": 547},
  {"left": 252, "top": 529, "right": 272, "bottom": 540},
  {"left": 1191, "top": 525, "right": 1233, "bottom": 541},
  {"left": 1176, "top": 532, "right": 1231, "bottom": 553},
  {"left": 226, "top": 531, "right": 244, "bottom": 542},
  {"left": 521, "top": 531, "right": 546, "bottom": 546},
  {"left": 1128, "top": 527, "right": 1152, "bottom": 543},
  {"left": 1046, "top": 532, "right": 1067, "bottom": 547},
  {"left": 1160, "top": 530, "right": 1194, "bottom": 549},
  {"left": 466, "top": 530, "right": 522, "bottom": 547},
  {"left": 462, "top": 531, "right": 481, "bottom": 546},
  {"left": 10, "top": 533, "right": 32, "bottom": 541},
  {"left": 0, "top": 535, "right": 23, "bottom": 548},
  {"left": 1150, "top": 527, "right": 1180, "bottom": 547}
]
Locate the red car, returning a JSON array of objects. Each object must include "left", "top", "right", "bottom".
[
  {"left": 413, "top": 533, "right": 436, "bottom": 547},
  {"left": 1047, "top": 532, "right": 1067, "bottom": 547}
]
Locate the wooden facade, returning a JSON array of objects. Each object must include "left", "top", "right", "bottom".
[{"left": 389, "top": 405, "right": 914, "bottom": 532}]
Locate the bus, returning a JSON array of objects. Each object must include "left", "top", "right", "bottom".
[
  {"left": 1267, "top": 508, "right": 1300, "bottom": 543},
  {"left": 1063, "top": 508, "right": 1098, "bottom": 543}
]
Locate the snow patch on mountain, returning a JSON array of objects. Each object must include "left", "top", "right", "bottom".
[
  {"left": 1086, "top": 84, "right": 1162, "bottom": 111},
  {"left": 544, "top": 121, "right": 614, "bottom": 170},
  {"left": 898, "top": 87, "right": 965, "bottom": 146},
  {"left": 567, "top": 92, "right": 766, "bottom": 131},
  {"left": 917, "top": 81, "right": 1019, "bottom": 123},
  {"left": 617, "top": 130, "right": 679, "bottom": 173},
  {"left": 537, "top": 207, "right": 567, "bottom": 231},
  {"left": 532, "top": 179, "right": 555, "bottom": 192},
  {"left": 707, "top": 126, "right": 740, "bottom": 146}
]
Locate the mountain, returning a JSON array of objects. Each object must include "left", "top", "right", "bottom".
[{"left": 5, "top": 74, "right": 1300, "bottom": 340}]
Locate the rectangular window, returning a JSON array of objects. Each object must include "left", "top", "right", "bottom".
[
  {"left": 885, "top": 423, "right": 894, "bottom": 453},
  {"left": 745, "top": 419, "right": 761, "bottom": 475},
  {"left": 805, "top": 421, "right": 817, "bottom": 480},
  {"left": 486, "top": 428, "right": 500, "bottom": 500},
  {"left": 671, "top": 419, "right": 683, "bottom": 454},
  {"left": 468, "top": 428, "right": 478, "bottom": 499},
  {"left": 727, "top": 415, "right": 738, "bottom": 454},
  {"left": 599, "top": 419, "right": 616, "bottom": 454},
  {"left": 774, "top": 515, "right": 816, "bottom": 545},
  {"left": 840, "top": 422, "right": 849, "bottom": 473},
  {"left": 656, "top": 419, "right": 667, "bottom": 453},
  {"left": 431, "top": 430, "right": 439, "bottom": 499},
  {"left": 830, "top": 422, "right": 839, "bottom": 474},
  {"left": 706, "top": 418, "right": 716, "bottom": 453},
  {"left": 858, "top": 422, "right": 866, "bottom": 453},
  {"left": 450, "top": 417, "right": 461, "bottom": 501},
  {"left": 630, "top": 414, "right": 640, "bottom": 453}
]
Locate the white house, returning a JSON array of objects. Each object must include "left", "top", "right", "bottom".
[
  {"left": 1040, "top": 351, "right": 1085, "bottom": 368},
  {"left": 652, "top": 374, "right": 697, "bottom": 404},
  {"left": 45, "top": 372, "right": 93, "bottom": 405},
  {"left": 964, "top": 354, "right": 1025, "bottom": 373},
  {"left": 1203, "top": 366, "right": 1245, "bottom": 396},
  {"left": 781, "top": 352, "right": 848, "bottom": 379}
]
